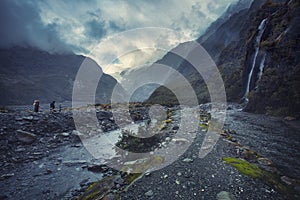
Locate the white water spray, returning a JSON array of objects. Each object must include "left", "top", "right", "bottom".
[{"left": 257, "top": 53, "right": 266, "bottom": 80}]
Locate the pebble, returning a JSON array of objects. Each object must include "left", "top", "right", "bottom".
[
  {"left": 284, "top": 116, "right": 296, "bottom": 121},
  {"left": 145, "top": 190, "right": 153, "bottom": 197},
  {"left": 257, "top": 157, "right": 272, "bottom": 166},
  {"left": 217, "top": 191, "right": 235, "bottom": 200},
  {"left": 182, "top": 158, "right": 193, "bottom": 163},
  {"left": 145, "top": 172, "right": 151, "bottom": 176},
  {"left": 0, "top": 173, "right": 15, "bottom": 180},
  {"left": 61, "top": 132, "right": 70, "bottom": 137},
  {"left": 280, "top": 176, "right": 294, "bottom": 185}
]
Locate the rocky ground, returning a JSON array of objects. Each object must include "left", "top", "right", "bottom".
[{"left": 0, "top": 104, "right": 299, "bottom": 200}]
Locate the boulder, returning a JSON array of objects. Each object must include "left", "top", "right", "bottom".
[{"left": 16, "top": 130, "right": 37, "bottom": 144}]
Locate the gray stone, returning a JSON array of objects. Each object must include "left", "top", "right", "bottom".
[
  {"left": 281, "top": 176, "right": 294, "bottom": 185},
  {"left": 61, "top": 132, "right": 70, "bottom": 137},
  {"left": 217, "top": 191, "right": 235, "bottom": 200},
  {"left": 0, "top": 173, "right": 14, "bottom": 180},
  {"left": 145, "top": 190, "right": 153, "bottom": 197},
  {"left": 258, "top": 157, "right": 273, "bottom": 166},
  {"left": 113, "top": 176, "right": 124, "bottom": 185},
  {"left": 23, "top": 116, "right": 34, "bottom": 121},
  {"left": 284, "top": 116, "right": 296, "bottom": 121},
  {"left": 16, "top": 130, "right": 37, "bottom": 144},
  {"left": 182, "top": 158, "right": 193, "bottom": 163}
]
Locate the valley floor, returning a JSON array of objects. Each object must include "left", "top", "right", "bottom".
[{"left": 0, "top": 104, "right": 299, "bottom": 200}]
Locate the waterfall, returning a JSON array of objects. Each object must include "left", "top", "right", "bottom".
[
  {"left": 257, "top": 53, "right": 266, "bottom": 80},
  {"left": 244, "top": 18, "right": 268, "bottom": 97}
]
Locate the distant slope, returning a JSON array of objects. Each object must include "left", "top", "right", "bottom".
[
  {"left": 0, "top": 47, "right": 125, "bottom": 105},
  {"left": 148, "top": 0, "right": 300, "bottom": 116}
]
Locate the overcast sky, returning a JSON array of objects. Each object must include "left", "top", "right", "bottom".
[{"left": 0, "top": 0, "right": 239, "bottom": 75}]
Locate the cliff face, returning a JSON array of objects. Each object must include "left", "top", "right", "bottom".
[
  {"left": 244, "top": 0, "right": 300, "bottom": 115},
  {"left": 0, "top": 47, "right": 124, "bottom": 105},
  {"left": 148, "top": 0, "right": 300, "bottom": 116}
]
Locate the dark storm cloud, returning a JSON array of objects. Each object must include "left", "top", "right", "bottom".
[
  {"left": 0, "top": 0, "right": 71, "bottom": 53},
  {"left": 85, "top": 19, "right": 107, "bottom": 39}
]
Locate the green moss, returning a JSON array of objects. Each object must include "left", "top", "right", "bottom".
[
  {"left": 223, "top": 157, "right": 298, "bottom": 198},
  {"left": 79, "top": 176, "right": 116, "bottom": 200},
  {"left": 124, "top": 173, "right": 142, "bottom": 184},
  {"left": 163, "top": 119, "right": 173, "bottom": 123},
  {"left": 223, "top": 157, "right": 263, "bottom": 178},
  {"left": 199, "top": 123, "right": 208, "bottom": 128}
]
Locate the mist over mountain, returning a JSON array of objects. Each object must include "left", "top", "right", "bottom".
[
  {"left": 0, "top": 0, "right": 72, "bottom": 54},
  {"left": 0, "top": 47, "right": 125, "bottom": 106}
]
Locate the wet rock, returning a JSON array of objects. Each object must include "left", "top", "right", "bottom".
[
  {"left": 145, "top": 172, "right": 151, "bottom": 176},
  {"left": 217, "top": 191, "right": 235, "bottom": 200},
  {"left": 172, "top": 138, "right": 189, "bottom": 144},
  {"left": 16, "top": 130, "right": 37, "bottom": 144},
  {"left": 15, "top": 147, "right": 26, "bottom": 152},
  {"left": 87, "top": 164, "right": 109, "bottom": 173},
  {"left": 60, "top": 132, "right": 70, "bottom": 137},
  {"left": 103, "top": 193, "right": 116, "bottom": 200},
  {"left": 113, "top": 176, "right": 124, "bottom": 185},
  {"left": 22, "top": 116, "right": 34, "bottom": 121},
  {"left": 79, "top": 179, "right": 89, "bottom": 187},
  {"left": 63, "top": 160, "right": 88, "bottom": 166},
  {"left": 0, "top": 173, "right": 14, "bottom": 180},
  {"left": 281, "top": 176, "right": 294, "bottom": 185},
  {"left": 44, "top": 169, "right": 53, "bottom": 175},
  {"left": 72, "top": 130, "right": 83, "bottom": 136},
  {"left": 257, "top": 157, "right": 273, "bottom": 166},
  {"left": 284, "top": 116, "right": 296, "bottom": 121},
  {"left": 145, "top": 190, "right": 153, "bottom": 197},
  {"left": 15, "top": 117, "right": 23, "bottom": 121},
  {"left": 182, "top": 158, "right": 193, "bottom": 163}
]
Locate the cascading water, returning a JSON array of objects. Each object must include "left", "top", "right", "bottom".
[
  {"left": 257, "top": 53, "right": 266, "bottom": 81},
  {"left": 244, "top": 18, "right": 268, "bottom": 97}
]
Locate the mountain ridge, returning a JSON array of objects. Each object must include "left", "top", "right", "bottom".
[{"left": 0, "top": 46, "right": 124, "bottom": 106}]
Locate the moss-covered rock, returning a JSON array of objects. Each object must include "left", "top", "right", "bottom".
[
  {"left": 78, "top": 176, "right": 116, "bottom": 200},
  {"left": 223, "top": 157, "right": 299, "bottom": 198}
]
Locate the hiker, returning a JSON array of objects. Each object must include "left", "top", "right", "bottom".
[
  {"left": 50, "top": 101, "right": 56, "bottom": 112},
  {"left": 33, "top": 100, "right": 40, "bottom": 112},
  {"left": 59, "top": 103, "right": 62, "bottom": 112}
]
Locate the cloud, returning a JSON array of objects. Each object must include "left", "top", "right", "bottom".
[
  {"left": 0, "top": 0, "right": 71, "bottom": 53},
  {"left": 85, "top": 19, "right": 107, "bottom": 39},
  {"left": 0, "top": 0, "right": 240, "bottom": 73}
]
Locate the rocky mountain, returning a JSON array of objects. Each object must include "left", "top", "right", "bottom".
[
  {"left": 148, "top": 0, "right": 300, "bottom": 116},
  {"left": 0, "top": 47, "right": 125, "bottom": 106}
]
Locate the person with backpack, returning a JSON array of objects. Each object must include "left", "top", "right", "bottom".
[
  {"left": 50, "top": 101, "right": 55, "bottom": 112},
  {"left": 33, "top": 100, "right": 40, "bottom": 112}
]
